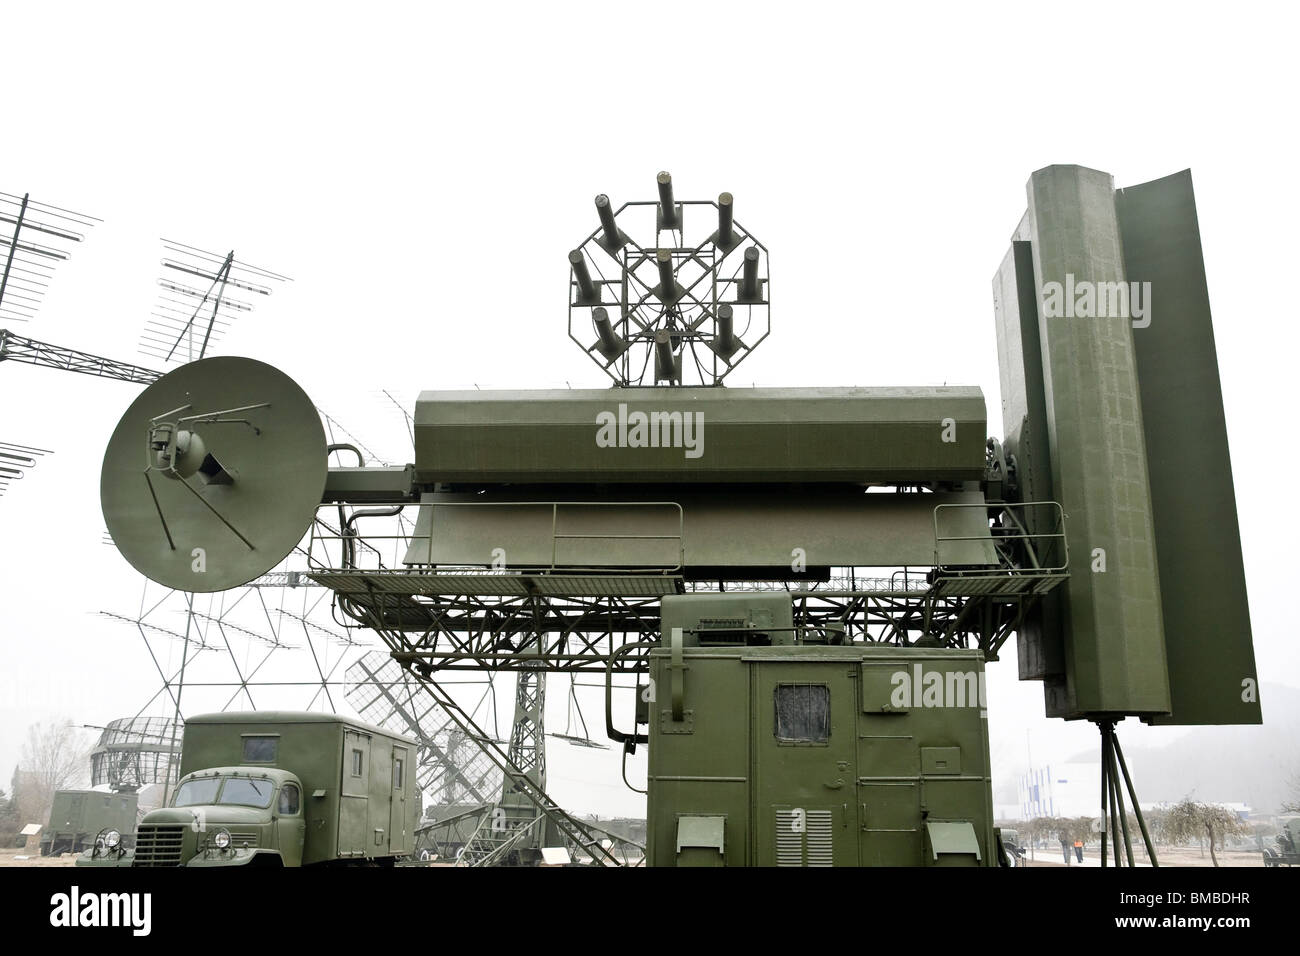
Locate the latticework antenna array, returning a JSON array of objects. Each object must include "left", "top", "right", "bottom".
[
  {"left": 139, "top": 239, "right": 289, "bottom": 366},
  {"left": 87, "top": 716, "right": 184, "bottom": 790},
  {"left": 0, "top": 189, "right": 99, "bottom": 324}
]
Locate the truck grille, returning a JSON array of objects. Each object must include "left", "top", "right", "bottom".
[{"left": 134, "top": 825, "right": 184, "bottom": 867}]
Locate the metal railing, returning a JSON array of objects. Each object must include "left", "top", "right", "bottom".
[{"left": 932, "top": 500, "right": 1068, "bottom": 576}]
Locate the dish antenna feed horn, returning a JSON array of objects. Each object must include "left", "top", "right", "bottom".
[{"left": 100, "top": 355, "right": 326, "bottom": 592}]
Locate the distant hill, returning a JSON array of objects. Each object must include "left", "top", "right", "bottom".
[{"left": 1067, "top": 683, "right": 1300, "bottom": 813}]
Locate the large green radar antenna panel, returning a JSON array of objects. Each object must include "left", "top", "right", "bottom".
[
  {"left": 1116, "top": 170, "right": 1260, "bottom": 726},
  {"left": 993, "top": 165, "right": 1260, "bottom": 727}
]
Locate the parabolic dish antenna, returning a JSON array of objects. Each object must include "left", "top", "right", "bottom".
[{"left": 101, "top": 356, "right": 326, "bottom": 592}]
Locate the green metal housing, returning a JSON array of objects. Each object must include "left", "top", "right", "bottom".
[
  {"left": 401, "top": 487, "right": 998, "bottom": 573},
  {"left": 645, "top": 595, "right": 995, "bottom": 867},
  {"left": 413, "top": 386, "right": 986, "bottom": 485}
]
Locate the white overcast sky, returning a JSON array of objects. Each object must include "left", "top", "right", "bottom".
[{"left": 0, "top": 2, "right": 1296, "bottom": 818}]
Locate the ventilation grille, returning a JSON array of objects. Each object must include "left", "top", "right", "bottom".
[{"left": 774, "top": 809, "right": 833, "bottom": 867}]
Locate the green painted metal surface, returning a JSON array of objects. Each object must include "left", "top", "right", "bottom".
[
  {"left": 414, "top": 386, "right": 986, "bottom": 484},
  {"left": 100, "top": 356, "right": 327, "bottom": 593},
  {"left": 644, "top": 596, "right": 995, "bottom": 867},
  {"left": 42, "top": 790, "right": 138, "bottom": 854},
  {"left": 402, "top": 488, "right": 998, "bottom": 571},
  {"left": 1022, "top": 165, "right": 1170, "bottom": 719},
  {"left": 1115, "top": 170, "right": 1261, "bottom": 725},
  {"left": 993, "top": 232, "right": 1065, "bottom": 690},
  {"left": 142, "top": 711, "right": 420, "bottom": 867},
  {"left": 661, "top": 593, "right": 794, "bottom": 646}
]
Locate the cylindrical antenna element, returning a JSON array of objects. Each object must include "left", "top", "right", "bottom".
[
  {"left": 656, "top": 249, "right": 675, "bottom": 296},
  {"left": 657, "top": 171, "right": 679, "bottom": 230},
  {"left": 593, "top": 306, "right": 621, "bottom": 356},
  {"left": 654, "top": 328, "right": 675, "bottom": 376},
  {"left": 716, "top": 303, "right": 735, "bottom": 353},
  {"left": 740, "top": 246, "right": 761, "bottom": 300},
  {"left": 717, "top": 192, "right": 734, "bottom": 246},
  {"left": 595, "top": 194, "right": 622, "bottom": 249},
  {"left": 569, "top": 249, "right": 598, "bottom": 302}
]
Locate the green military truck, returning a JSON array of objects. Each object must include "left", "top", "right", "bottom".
[
  {"left": 79, "top": 711, "right": 419, "bottom": 868},
  {"left": 41, "top": 789, "right": 139, "bottom": 856}
]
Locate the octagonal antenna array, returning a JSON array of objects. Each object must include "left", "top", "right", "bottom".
[
  {"left": 139, "top": 239, "right": 290, "bottom": 367},
  {"left": 0, "top": 189, "right": 100, "bottom": 325},
  {"left": 567, "top": 172, "right": 770, "bottom": 387},
  {"left": 100, "top": 355, "right": 326, "bottom": 592}
]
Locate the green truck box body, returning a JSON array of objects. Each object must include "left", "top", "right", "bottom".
[
  {"left": 42, "top": 789, "right": 139, "bottom": 855},
  {"left": 176, "top": 711, "right": 419, "bottom": 866},
  {"left": 79, "top": 712, "right": 420, "bottom": 867}
]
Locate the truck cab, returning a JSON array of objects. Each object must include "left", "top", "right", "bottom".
[{"left": 81, "top": 767, "right": 305, "bottom": 867}]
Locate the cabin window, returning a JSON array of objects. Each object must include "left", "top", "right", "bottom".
[
  {"left": 774, "top": 683, "right": 831, "bottom": 743},
  {"left": 241, "top": 736, "right": 278, "bottom": 763},
  {"left": 351, "top": 749, "right": 364, "bottom": 777},
  {"left": 278, "top": 782, "right": 301, "bottom": 815},
  {"left": 394, "top": 758, "right": 404, "bottom": 790},
  {"left": 173, "top": 777, "right": 221, "bottom": 807}
]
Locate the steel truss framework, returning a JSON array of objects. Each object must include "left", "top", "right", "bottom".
[
  {"left": 305, "top": 495, "right": 1067, "bottom": 673},
  {"left": 316, "top": 575, "right": 1054, "bottom": 674}
]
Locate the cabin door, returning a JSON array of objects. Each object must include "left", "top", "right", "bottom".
[
  {"left": 339, "top": 730, "right": 372, "bottom": 857},
  {"left": 389, "top": 745, "right": 409, "bottom": 854},
  {"left": 752, "top": 663, "right": 859, "bottom": 866}
]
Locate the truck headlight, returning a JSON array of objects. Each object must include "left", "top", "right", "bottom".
[
  {"left": 213, "top": 828, "right": 232, "bottom": 849},
  {"left": 102, "top": 829, "right": 121, "bottom": 849}
]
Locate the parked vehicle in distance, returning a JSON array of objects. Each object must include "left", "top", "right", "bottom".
[{"left": 41, "top": 789, "right": 139, "bottom": 856}]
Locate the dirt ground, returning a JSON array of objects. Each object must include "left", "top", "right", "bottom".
[
  {"left": 1, "top": 844, "right": 1273, "bottom": 867},
  {"left": 0, "top": 847, "right": 78, "bottom": 867},
  {"left": 1022, "top": 845, "right": 1267, "bottom": 867}
]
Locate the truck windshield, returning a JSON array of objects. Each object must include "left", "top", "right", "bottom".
[
  {"left": 217, "top": 778, "right": 276, "bottom": 809},
  {"left": 172, "top": 776, "right": 276, "bottom": 809}
]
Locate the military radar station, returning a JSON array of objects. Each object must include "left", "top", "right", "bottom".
[{"left": 99, "top": 168, "right": 1259, "bottom": 866}]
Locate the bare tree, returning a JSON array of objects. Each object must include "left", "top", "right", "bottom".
[
  {"left": 1158, "top": 798, "right": 1248, "bottom": 867},
  {"left": 1282, "top": 764, "right": 1300, "bottom": 814},
  {"left": 15, "top": 720, "right": 92, "bottom": 829}
]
